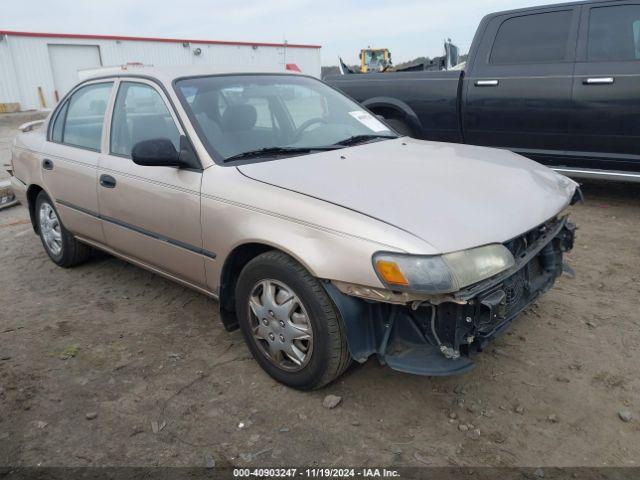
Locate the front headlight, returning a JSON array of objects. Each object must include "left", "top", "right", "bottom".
[{"left": 373, "top": 244, "right": 515, "bottom": 294}]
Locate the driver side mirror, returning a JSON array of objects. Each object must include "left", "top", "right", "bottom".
[{"left": 131, "top": 136, "right": 199, "bottom": 169}]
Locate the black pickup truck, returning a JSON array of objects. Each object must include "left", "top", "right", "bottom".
[{"left": 326, "top": 0, "right": 640, "bottom": 182}]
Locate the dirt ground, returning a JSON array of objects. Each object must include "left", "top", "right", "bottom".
[{"left": 0, "top": 112, "right": 639, "bottom": 468}]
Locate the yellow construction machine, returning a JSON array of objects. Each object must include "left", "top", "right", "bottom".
[{"left": 358, "top": 47, "right": 392, "bottom": 73}]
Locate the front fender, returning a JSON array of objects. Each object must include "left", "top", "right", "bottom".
[{"left": 201, "top": 166, "right": 435, "bottom": 297}]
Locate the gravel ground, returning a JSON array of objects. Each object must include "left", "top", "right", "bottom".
[{"left": 1, "top": 112, "right": 639, "bottom": 468}]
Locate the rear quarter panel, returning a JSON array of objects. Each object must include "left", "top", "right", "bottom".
[{"left": 12, "top": 129, "right": 47, "bottom": 199}]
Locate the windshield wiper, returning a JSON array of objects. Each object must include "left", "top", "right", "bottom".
[
  {"left": 224, "top": 146, "right": 341, "bottom": 162},
  {"left": 333, "top": 134, "right": 397, "bottom": 147}
]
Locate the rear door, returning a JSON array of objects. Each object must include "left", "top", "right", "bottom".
[
  {"left": 98, "top": 79, "right": 207, "bottom": 287},
  {"left": 569, "top": 1, "right": 640, "bottom": 171},
  {"left": 43, "top": 80, "right": 114, "bottom": 243},
  {"left": 464, "top": 7, "right": 579, "bottom": 163}
]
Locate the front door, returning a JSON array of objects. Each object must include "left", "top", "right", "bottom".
[
  {"left": 98, "top": 79, "right": 206, "bottom": 287},
  {"left": 464, "top": 7, "right": 580, "bottom": 164},
  {"left": 569, "top": 2, "right": 640, "bottom": 171}
]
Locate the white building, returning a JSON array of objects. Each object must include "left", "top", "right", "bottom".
[{"left": 0, "top": 30, "right": 321, "bottom": 112}]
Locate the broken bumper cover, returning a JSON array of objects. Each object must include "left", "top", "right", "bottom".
[{"left": 325, "top": 217, "right": 576, "bottom": 376}]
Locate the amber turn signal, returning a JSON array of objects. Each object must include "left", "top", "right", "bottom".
[{"left": 375, "top": 260, "right": 409, "bottom": 286}]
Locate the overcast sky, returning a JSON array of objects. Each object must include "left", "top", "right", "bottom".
[{"left": 3, "top": 0, "right": 568, "bottom": 66}]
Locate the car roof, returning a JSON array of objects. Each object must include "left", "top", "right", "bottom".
[{"left": 81, "top": 64, "right": 302, "bottom": 84}]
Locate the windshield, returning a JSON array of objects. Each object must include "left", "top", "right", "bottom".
[
  {"left": 174, "top": 74, "right": 396, "bottom": 163},
  {"left": 365, "top": 50, "right": 385, "bottom": 69}
]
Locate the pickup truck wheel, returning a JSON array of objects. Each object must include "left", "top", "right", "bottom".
[
  {"left": 235, "top": 251, "right": 351, "bottom": 390},
  {"left": 35, "top": 191, "right": 91, "bottom": 267},
  {"left": 385, "top": 118, "right": 413, "bottom": 137}
]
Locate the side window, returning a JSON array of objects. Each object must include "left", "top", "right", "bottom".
[
  {"left": 61, "top": 82, "right": 113, "bottom": 151},
  {"left": 110, "top": 82, "right": 180, "bottom": 157},
  {"left": 50, "top": 101, "right": 69, "bottom": 143},
  {"left": 490, "top": 11, "right": 574, "bottom": 64},
  {"left": 587, "top": 5, "right": 640, "bottom": 61}
]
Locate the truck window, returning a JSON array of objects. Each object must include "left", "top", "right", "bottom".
[
  {"left": 587, "top": 5, "right": 640, "bottom": 61},
  {"left": 490, "top": 11, "right": 573, "bottom": 64}
]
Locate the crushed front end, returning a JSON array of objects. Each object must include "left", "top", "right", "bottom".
[{"left": 325, "top": 216, "right": 577, "bottom": 376}]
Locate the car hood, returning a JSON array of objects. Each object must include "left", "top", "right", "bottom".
[{"left": 237, "top": 138, "right": 577, "bottom": 253}]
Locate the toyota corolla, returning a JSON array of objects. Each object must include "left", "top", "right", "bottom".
[{"left": 9, "top": 67, "right": 579, "bottom": 389}]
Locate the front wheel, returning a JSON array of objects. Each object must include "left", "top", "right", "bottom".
[{"left": 235, "top": 251, "right": 351, "bottom": 390}]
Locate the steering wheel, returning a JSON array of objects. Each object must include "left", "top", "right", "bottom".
[{"left": 291, "top": 117, "right": 328, "bottom": 143}]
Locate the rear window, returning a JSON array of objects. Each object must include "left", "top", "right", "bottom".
[
  {"left": 490, "top": 11, "right": 573, "bottom": 64},
  {"left": 587, "top": 5, "right": 640, "bottom": 61}
]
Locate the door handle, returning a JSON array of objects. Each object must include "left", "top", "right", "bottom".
[
  {"left": 475, "top": 80, "right": 499, "bottom": 87},
  {"left": 583, "top": 77, "right": 614, "bottom": 85},
  {"left": 99, "top": 174, "right": 117, "bottom": 189},
  {"left": 42, "top": 158, "right": 54, "bottom": 170}
]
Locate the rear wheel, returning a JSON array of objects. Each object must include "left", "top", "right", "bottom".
[
  {"left": 35, "top": 191, "right": 91, "bottom": 267},
  {"left": 235, "top": 251, "right": 351, "bottom": 390}
]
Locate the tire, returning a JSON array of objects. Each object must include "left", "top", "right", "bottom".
[
  {"left": 235, "top": 251, "right": 351, "bottom": 390},
  {"left": 385, "top": 118, "right": 414, "bottom": 137},
  {"left": 35, "top": 191, "right": 91, "bottom": 267}
]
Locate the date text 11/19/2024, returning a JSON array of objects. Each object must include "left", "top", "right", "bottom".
[{"left": 233, "top": 468, "right": 401, "bottom": 478}]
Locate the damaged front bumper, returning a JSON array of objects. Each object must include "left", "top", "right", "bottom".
[{"left": 325, "top": 216, "right": 577, "bottom": 376}]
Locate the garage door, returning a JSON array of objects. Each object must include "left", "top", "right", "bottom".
[{"left": 48, "top": 44, "right": 102, "bottom": 100}]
